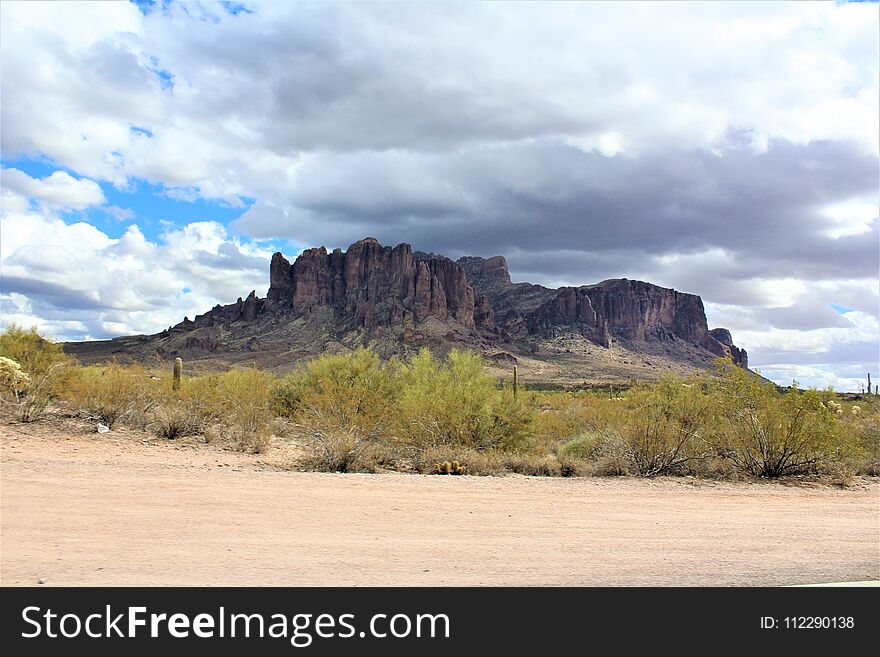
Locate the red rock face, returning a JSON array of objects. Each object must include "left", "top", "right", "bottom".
[
  {"left": 709, "top": 328, "right": 749, "bottom": 368},
  {"left": 528, "top": 279, "right": 715, "bottom": 351},
  {"left": 160, "top": 238, "right": 747, "bottom": 370},
  {"left": 266, "top": 253, "right": 293, "bottom": 308},
  {"left": 268, "top": 237, "right": 476, "bottom": 330}
]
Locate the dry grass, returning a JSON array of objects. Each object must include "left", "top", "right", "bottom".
[{"left": 2, "top": 324, "right": 876, "bottom": 481}]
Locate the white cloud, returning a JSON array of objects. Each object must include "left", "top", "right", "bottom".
[
  {"left": 104, "top": 205, "right": 135, "bottom": 221},
  {"left": 1, "top": 168, "right": 106, "bottom": 210},
  {"left": 0, "top": 0, "right": 877, "bottom": 391},
  {"left": 820, "top": 198, "right": 879, "bottom": 239},
  {"left": 2, "top": 1, "right": 877, "bottom": 199},
  {"left": 0, "top": 204, "right": 276, "bottom": 342},
  {"left": 753, "top": 364, "right": 872, "bottom": 394}
]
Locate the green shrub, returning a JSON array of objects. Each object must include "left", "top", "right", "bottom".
[
  {"left": 0, "top": 324, "right": 70, "bottom": 378},
  {"left": 395, "top": 348, "right": 533, "bottom": 451},
  {"left": 826, "top": 397, "right": 880, "bottom": 476},
  {"left": 203, "top": 368, "right": 275, "bottom": 452},
  {"left": 557, "top": 432, "right": 603, "bottom": 460},
  {"left": 613, "top": 376, "right": 712, "bottom": 476},
  {"left": 709, "top": 363, "right": 848, "bottom": 477},
  {"left": 0, "top": 325, "right": 73, "bottom": 421},
  {"left": 272, "top": 348, "right": 399, "bottom": 436}
]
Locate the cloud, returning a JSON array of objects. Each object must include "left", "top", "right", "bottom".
[
  {"left": 232, "top": 140, "right": 878, "bottom": 278},
  {"left": 1, "top": 168, "right": 106, "bottom": 210},
  {"left": 0, "top": 0, "right": 877, "bottom": 390},
  {"left": 2, "top": 1, "right": 877, "bottom": 192},
  {"left": 0, "top": 200, "right": 275, "bottom": 341},
  {"left": 103, "top": 205, "right": 136, "bottom": 221}
]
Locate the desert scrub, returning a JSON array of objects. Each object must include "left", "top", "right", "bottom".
[
  {"left": 272, "top": 348, "right": 399, "bottom": 436},
  {"left": 0, "top": 324, "right": 71, "bottom": 379},
  {"left": 709, "top": 364, "right": 849, "bottom": 477},
  {"left": 276, "top": 348, "right": 536, "bottom": 466},
  {"left": 295, "top": 421, "right": 375, "bottom": 472},
  {"left": 840, "top": 400, "right": 879, "bottom": 475},
  {"left": 212, "top": 368, "right": 275, "bottom": 453},
  {"left": 556, "top": 431, "right": 603, "bottom": 461},
  {"left": 0, "top": 324, "right": 73, "bottom": 421},
  {"left": 412, "top": 446, "right": 505, "bottom": 476},
  {"left": 395, "top": 348, "right": 534, "bottom": 452},
  {"left": 62, "top": 362, "right": 157, "bottom": 428},
  {"left": 150, "top": 398, "right": 208, "bottom": 440},
  {"left": 580, "top": 376, "right": 712, "bottom": 477},
  {"left": 531, "top": 391, "right": 605, "bottom": 444}
]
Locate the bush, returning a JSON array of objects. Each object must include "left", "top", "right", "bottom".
[
  {"left": 202, "top": 368, "right": 275, "bottom": 452},
  {"left": 557, "top": 432, "right": 603, "bottom": 460},
  {"left": 611, "top": 376, "right": 712, "bottom": 476},
  {"left": 63, "top": 363, "right": 157, "bottom": 428},
  {"left": 0, "top": 324, "right": 70, "bottom": 378},
  {"left": 272, "top": 349, "right": 399, "bottom": 437},
  {"left": 709, "top": 363, "right": 848, "bottom": 477},
  {"left": 296, "top": 421, "right": 372, "bottom": 472},
  {"left": 0, "top": 325, "right": 73, "bottom": 421},
  {"left": 839, "top": 401, "right": 879, "bottom": 476},
  {"left": 396, "top": 348, "right": 533, "bottom": 451},
  {"left": 151, "top": 399, "right": 207, "bottom": 440}
]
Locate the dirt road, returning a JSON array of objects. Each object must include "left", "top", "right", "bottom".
[{"left": 2, "top": 422, "right": 878, "bottom": 586}]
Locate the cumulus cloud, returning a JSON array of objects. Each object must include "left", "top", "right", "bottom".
[
  {"left": 0, "top": 0, "right": 877, "bottom": 389},
  {"left": 1, "top": 168, "right": 106, "bottom": 210},
  {"left": 0, "top": 189, "right": 274, "bottom": 341}
]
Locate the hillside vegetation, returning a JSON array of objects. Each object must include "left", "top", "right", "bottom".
[{"left": 1, "top": 325, "right": 876, "bottom": 481}]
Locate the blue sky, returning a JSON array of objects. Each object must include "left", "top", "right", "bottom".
[
  {"left": 1, "top": 0, "right": 877, "bottom": 390},
  {"left": 1, "top": 156, "right": 260, "bottom": 241}
]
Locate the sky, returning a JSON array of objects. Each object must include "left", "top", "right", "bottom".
[{"left": 0, "top": 0, "right": 878, "bottom": 391}]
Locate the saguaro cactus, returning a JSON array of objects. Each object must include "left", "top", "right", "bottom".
[
  {"left": 513, "top": 365, "right": 518, "bottom": 400},
  {"left": 172, "top": 357, "right": 183, "bottom": 391}
]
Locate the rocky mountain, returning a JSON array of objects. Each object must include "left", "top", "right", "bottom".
[{"left": 64, "top": 237, "right": 747, "bottom": 383}]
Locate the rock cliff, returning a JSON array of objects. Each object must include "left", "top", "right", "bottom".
[{"left": 64, "top": 238, "right": 748, "bottom": 381}]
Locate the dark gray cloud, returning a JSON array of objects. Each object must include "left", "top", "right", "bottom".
[
  {"left": 0, "top": 276, "right": 110, "bottom": 312},
  {"left": 235, "top": 139, "right": 878, "bottom": 291}
]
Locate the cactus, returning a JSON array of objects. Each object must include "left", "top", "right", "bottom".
[
  {"left": 172, "top": 357, "right": 183, "bottom": 391},
  {"left": 513, "top": 365, "right": 518, "bottom": 400},
  {"left": 433, "top": 460, "right": 467, "bottom": 475}
]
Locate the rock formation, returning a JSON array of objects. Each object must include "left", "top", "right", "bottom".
[
  {"left": 709, "top": 328, "right": 749, "bottom": 369},
  {"left": 265, "top": 238, "right": 475, "bottom": 333},
  {"left": 64, "top": 237, "right": 748, "bottom": 380}
]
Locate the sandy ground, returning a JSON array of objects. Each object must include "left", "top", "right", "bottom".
[{"left": 1, "top": 420, "right": 878, "bottom": 587}]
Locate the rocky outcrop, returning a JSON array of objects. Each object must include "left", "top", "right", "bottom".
[
  {"left": 528, "top": 286, "right": 613, "bottom": 347},
  {"left": 524, "top": 279, "right": 746, "bottom": 363},
  {"left": 709, "top": 328, "right": 749, "bottom": 368},
  {"left": 265, "top": 237, "right": 476, "bottom": 331},
  {"left": 116, "top": 237, "right": 747, "bottom": 373},
  {"left": 178, "top": 290, "right": 264, "bottom": 330},
  {"left": 527, "top": 280, "right": 709, "bottom": 348},
  {"left": 457, "top": 255, "right": 511, "bottom": 291}
]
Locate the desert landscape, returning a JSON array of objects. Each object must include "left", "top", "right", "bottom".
[
  {"left": 1, "top": 1, "right": 878, "bottom": 604},
  {"left": 2, "top": 418, "right": 877, "bottom": 587}
]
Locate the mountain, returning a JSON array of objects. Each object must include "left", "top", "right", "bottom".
[{"left": 64, "top": 237, "right": 747, "bottom": 383}]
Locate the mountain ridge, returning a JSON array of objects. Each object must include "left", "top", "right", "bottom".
[{"left": 63, "top": 237, "right": 747, "bottom": 383}]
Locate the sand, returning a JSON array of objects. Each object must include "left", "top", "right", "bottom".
[{"left": 1, "top": 420, "right": 878, "bottom": 586}]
